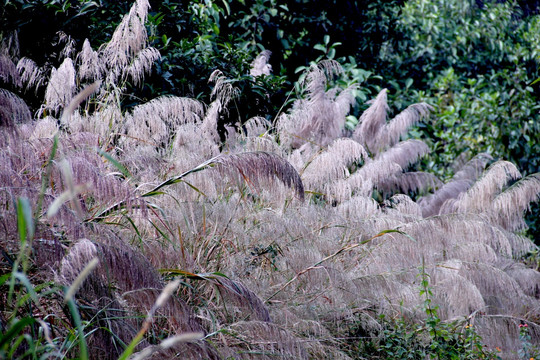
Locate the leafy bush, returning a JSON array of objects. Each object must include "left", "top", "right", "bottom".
[
  {"left": 374, "top": 0, "right": 540, "bottom": 239},
  {"left": 370, "top": 267, "right": 497, "bottom": 360}
]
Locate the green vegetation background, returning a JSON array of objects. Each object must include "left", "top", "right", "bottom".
[{"left": 2, "top": 0, "right": 539, "bottom": 240}]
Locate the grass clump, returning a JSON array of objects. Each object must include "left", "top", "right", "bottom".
[{"left": 1, "top": 1, "right": 540, "bottom": 359}]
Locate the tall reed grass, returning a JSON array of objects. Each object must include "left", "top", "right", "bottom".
[{"left": 1, "top": 0, "right": 539, "bottom": 358}]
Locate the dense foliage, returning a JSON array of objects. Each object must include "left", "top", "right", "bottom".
[{"left": 380, "top": 0, "right": 540, "bottom": 237}]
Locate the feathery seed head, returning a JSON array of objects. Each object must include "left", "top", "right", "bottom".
[
  {"left": 250, "top": 50, "right": 272, "bottom": 77},
  {"left": 77, "top": 39, "right": 102, "bottom": 81},
  {"left": 209, "top": 69, "right": 240, "bottom": 107},
  {"left": 0, "top": 54, "right": 21, "bottom": 87},
  {"left": 44, "top": 58, "right": 76, "bottom": 116},
  {"left": 17, "top": 57, "right": 47, "bottom": 92},
  {"left": 99, "top": 0, "right": 151, "bottom": 85}
]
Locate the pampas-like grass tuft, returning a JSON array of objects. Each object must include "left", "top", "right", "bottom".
[
  {"left": 99, "top": 0, "right": 151, "bottom": 85},
  {"left": 122, "top": 47, "right": 161, "bottom": 86},
  {"left": 0, "top": 89, "right": 32, "bottom": 126},
  {"left": 58, "top": 239, "right": 162, "bottom": 296},
  {"left": 376, "top": 102, "right": 433, "bottom": 150},
  {"left": 490, "top": 173, "right": 540, "bottom": 231},
  {"left": 277, "top": 60, "right": 356, "bottom": 148},
  {"left": 125, "top": 96, "right": 204, "bottom": 148},
  {"left": 377, "top": 171, "right": 443, "bottom": 198},
  {"left": 250, "top": 50, "right": 272, "bottom": 77},
  {"left": 219, "top": 321, "right": 309, "bottom": 359},
  {"left": 55, "top": 31, "right": 76, "bottom": 60},
  {"left": 353, "top": 89, "right": 432, "bottom": 154},
  {"left": 449, "top": 160, "right": 521, "bottom": 214},
  {"left": 211, "top": 276, "right": 271, "bottom": 322},
  {"left": 2, "top": 4, "right": 540, "bottom": 358},
  {"left": 301, "top": 138, "right": 367, "bottom": 193},
  {"left": 215, "top": 151, "right": 305, "bottom": 202},
  {"left": 77, "top": 39, "right": 102, "bottom": 81},
  {"left": 418, "top": 153, "right": 493, "bottom": 217},
  {"left": 209, "top": 69, "right": 240, "bottom": 108},
  {"left": 43, "top": 58, "right": 76, "bottom": 116},
  {"left": 58, "top": 239, "right": 211, "bottom": 359},
  {"left": 17, "top": 57, "right": 47, "bottom": 92},
  {"left": 0, "top": 53, "right": 20, "bottom": 86},
  {"left": 352, "top": 88, "right": 388, "bottom": 151},
  {"left": 375, "top": 139, "right": 429, "bottom": 170},
  {"left": 475, "top": 316, "right": 540, "bottom": 356}
]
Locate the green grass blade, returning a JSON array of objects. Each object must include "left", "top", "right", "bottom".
[
  {"left": 86, "top": 156, "right": 219, "bottom": 222},
  {"left": 117, "top": 331, "right": 145, "bottom": 360},
  {"left": 0, "top": 317, "right": 35, "bottom": 349},
  {"left": 13, "top": 272, "right": 39, "bottom": 306},
  {"left": 66, "top": 297, "right": 89, "bottom": 360},
  {"left": 96, "top": 148, "right": 132, "bottom": 179},
  {"left": 141, "top": 191, "right": 165, "bottom": 197},
  {"left": 17, "top": 197, "right": 34, "bottom": 245}
]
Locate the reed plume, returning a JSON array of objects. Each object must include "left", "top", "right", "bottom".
[
  {"left": 353, "top": 89, "right": 432, "bottom": 154},
  {"left": 278, "top": 60, "right": 356, "bottom": 148},
  {"left": 250, "top": 50, "right": 272, "bottom": 77}
]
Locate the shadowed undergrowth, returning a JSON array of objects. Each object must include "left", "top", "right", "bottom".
[{"left": 1, "top": 0, "right": 540, "bottom": 359}]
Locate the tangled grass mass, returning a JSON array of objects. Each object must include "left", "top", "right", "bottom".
[{"left": 1, "top": 0, "right": 540, "bottom": 359}]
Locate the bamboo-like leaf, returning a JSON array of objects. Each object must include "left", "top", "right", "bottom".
[
  {"left": 89, "top": 151, "right": 303, "bottom": 221},
  {"left": 97, "top": 148, "right": 132, "bottom": 179}
]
